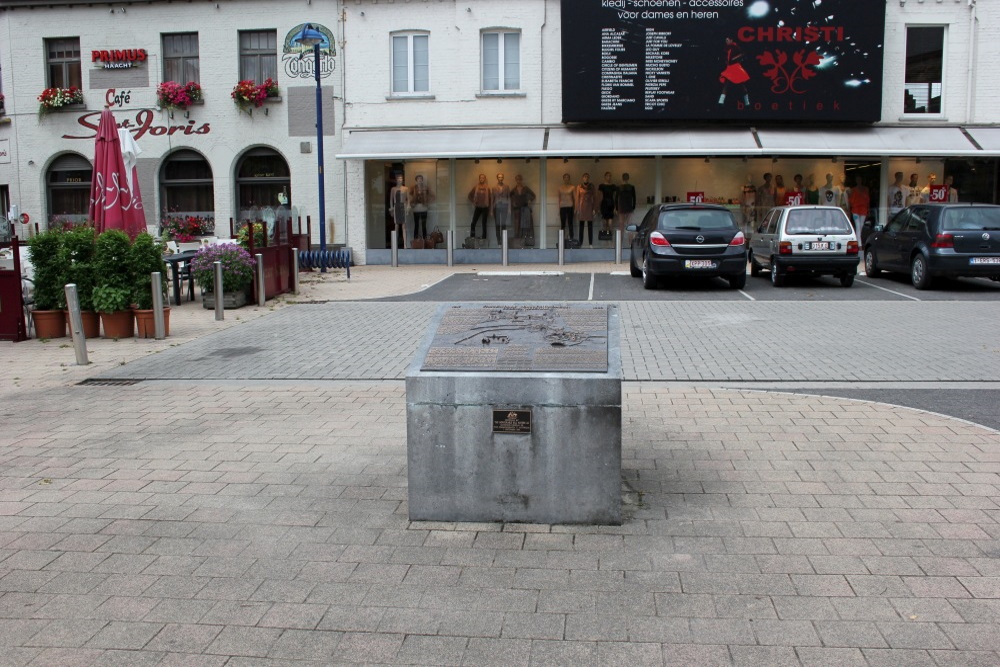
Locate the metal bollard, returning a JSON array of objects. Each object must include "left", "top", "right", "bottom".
[
  {"left": 292, "top": 250, "right": 300, "bottom": 295},
  {"left": 447, "top": 230, "right": 454, "bottom": 267},
  {"left": 64, "top": 284, "right": 89, "bottom": 365},
  {"left": 256, "top": 254, "right": 265, "bottom": 306},
  {"left": 502, "top": 228, "right": 509, "bottom": 266},
  {"left": 558, "top": 229, "right": 565, "bottom": 266},
  {"left": 213, "top": 261, "right": 224, "bottom": 321},
  {"left": 615, "top": 230, "right": 623, "bottom": 265},
  {"left": 151, "top": 272, "right": 165, "bottom": 339},
  {"left": 391, "top": 229, "right": 398, "bottom": 267}
]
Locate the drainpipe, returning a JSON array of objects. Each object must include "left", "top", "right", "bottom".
[{"left": 966, "top": 0, "right": 977, "bottom": 124}]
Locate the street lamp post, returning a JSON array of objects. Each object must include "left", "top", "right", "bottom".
[{"left": 293, "top": 24, "right": 328, "bottom": 270}]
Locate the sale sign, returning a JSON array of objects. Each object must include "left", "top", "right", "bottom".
[{"left": 687, "top": 192, "right": 705, "bottom": 203}]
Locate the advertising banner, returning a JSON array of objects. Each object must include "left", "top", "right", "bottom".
[{"left": 561, "top": 0, "right": 886, "bottom": 123}]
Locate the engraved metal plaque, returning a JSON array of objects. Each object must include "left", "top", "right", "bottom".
[
  {"left": 422, "top": 305, "right": 608, "bottom": 372},
  {"left": 493, "top": 409, "right": 532, "bottom": 434}
]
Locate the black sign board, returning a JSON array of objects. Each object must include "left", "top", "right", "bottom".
[
  {"left": 561, "top": 0, "right": 886, "bottom": 123},
  {"left": 493, "top": 409, "right": 532, "bottom": 435}
]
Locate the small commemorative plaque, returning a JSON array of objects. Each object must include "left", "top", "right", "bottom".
[{"left": 493, "top": 409, "right": 532, "bottom": 434}]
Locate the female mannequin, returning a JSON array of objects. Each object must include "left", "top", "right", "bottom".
[
  {"left": 409, "top": 174, "right": 434, "bottom": 239},
  {"left": 598, "top": 172, "right": 618, "bottom": 239},
  {"left": 616, "top": 173, "right": 637, "bottom": 232},
  {"left": 773, "top": 175, "right": 786, "bottom": 207},
  {"left": 510, "top": 174, "right": 536, "bottom": 240},
  {"left": 388, "top": 173, "right": 410, "bottom": 249},
  {"left": 468, "top": 173, "right": 492, "bottom": 241},
  {"left": 575, "top": 173, "right": 598, "bottom": 247},
  {"left": 558, "top": 173, "right": 576, "bottom": 239},
  {"left": 491, "top": 173, "right": 512, "bottom": 245}
]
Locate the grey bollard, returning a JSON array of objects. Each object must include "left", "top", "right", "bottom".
[
  {"left": 502, "top": 228, "right": 509, "bottom": 266},
  {"left": 391, "top": 229, "right": 399, "bottom": 267},
  {"left": 615, "top": 229, "right": 623, "bottom": 265},
  {"left": 256, "top": 254, "right": 265, "bottom": 306},
  {"left": 292, "top": 250, "right": 300, "bottom": 295},
  {"left": 213, "top": 261, "right": 224, "bottom": 321},
  {"left": 63, "top": 284, "right": 89, "bottom": 365},
  {"left": 558, "top": 229, "right": 565, "bottom": 266},
  {"left": 447, "top": 230, "right": 454, "bottom": 267},
  {"left": 151, "top": 272, "right": 165, "bottom": 339}
]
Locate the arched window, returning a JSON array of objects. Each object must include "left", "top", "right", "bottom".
[
  {"left": 235, "top": 148, "right": 290, "bottom": 211},
  {"left": 160, "top": 149, "right": 215, "bottom": 236},
  {"left": 46, "top": 153, "right": 91, "bottom": 226}
]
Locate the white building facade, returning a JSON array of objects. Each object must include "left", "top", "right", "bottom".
[{"left": 1, "top": 0, "right": 997, "bottom": 265}]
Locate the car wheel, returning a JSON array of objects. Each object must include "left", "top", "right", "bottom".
[
  {"left": 770, "top": 261, "right": 785, "bottom": 287},
  {"left": 728, "top": 272, "right": 747, "bottom": 290},
  {"left": 839, "top": 272, "right": 855, "bottom": 288},
  {"left": 749, "top": 251, "right": 762, "bottom": 277},
  {"left": 864, "top": 249, "right": 881, "bottom": 278},
  {"left": 641, "top": 257, "right": 658, "bottom": 290},
  {"left": 911, "top": 253, "right": 934, "bottom": 290},
  {"left": 629, "top": 251, "right": 641, "bottom": 277}
]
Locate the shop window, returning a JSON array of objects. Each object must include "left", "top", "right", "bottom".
[
  {"left": 391, "top": 32, "right": 429, "bottom": 94},
  {"left": 904, "top": 27, "right": 944, "bottom": 114},
  {"left": 163, "top": 33, "right": 200, "bottom": 83},
  {"left": 482, "top": 31, "right": 520, "bottom": 92},
  {"left": 239, "top": 30, "right": 278, "bottom": 84},
  {"left": 160, "top": 149, "right": 214, "bottom": 233},
  {"left": 45, "top": 37, "right": 82, "bottom": 89},
  {"left": 46, "top": 153, "right": 91, "bottom": 226}
]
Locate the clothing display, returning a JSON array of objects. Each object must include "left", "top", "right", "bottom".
[
  {"left": 598, "top": 183, "right": 618, "bottom": 220},
  {"left": 617, "top": 183, "right": 637, "bottom": 214}
]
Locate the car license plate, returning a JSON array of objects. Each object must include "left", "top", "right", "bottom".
[
  {"left": 805, "top": 242, "right": 830, "bottom": 250},
  {"left": 970, "top": 257, "right": 1000, "bottom": 265},
  {"left": 684, "top": 259, "right": 716, "bottom": 269}
]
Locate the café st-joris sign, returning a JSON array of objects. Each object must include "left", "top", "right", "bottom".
[{"left": 61, "top": 89, "right": 211, "bottom": 140}]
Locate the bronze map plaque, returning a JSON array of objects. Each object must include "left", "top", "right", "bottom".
[
  {"left": 422, "top": 305, "right": 609, "bottom": 372},
  {"left": 493, "top": 409, "right": 532, "bottom": 434}
]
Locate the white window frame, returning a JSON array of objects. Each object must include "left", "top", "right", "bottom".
[
  {"left": 481, "top": 29, "right": 521, "bottom": 93},
  {"left": 390, "top": 31, "right": 430, "bottom": 97},
  {"left": 902, "top": 25, "right": 946, "bottom": 119}
]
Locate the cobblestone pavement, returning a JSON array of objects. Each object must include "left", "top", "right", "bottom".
[{"left": 2, "top": 263, "right": 1000, "bottom": 665}]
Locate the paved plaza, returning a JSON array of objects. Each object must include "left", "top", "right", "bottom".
[{"left": 2, "top": 264, "right": 1000, "bottom": 665}]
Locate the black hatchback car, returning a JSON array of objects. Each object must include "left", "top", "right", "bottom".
[
  {"left": 864, "top": 204, "right": 1000, "bottom": 289},
  {"left": 627, "top": 204, "right": 748, "bottom": 289}
]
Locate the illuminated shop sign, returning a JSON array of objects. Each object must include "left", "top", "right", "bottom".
[
  {"left": 561, "top": 0, "right": 886, "bottom": 123},
  {"left": 91, "top": 49, "right": 148, "bottom": 69}
]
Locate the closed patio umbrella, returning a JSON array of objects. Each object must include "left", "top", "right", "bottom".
[{"left": 89, "top": 107, "right": 145, "bottom": 238}]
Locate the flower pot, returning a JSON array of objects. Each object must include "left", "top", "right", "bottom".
[
  {"left": 31, "top": 309, "right": 67, "bottom": 339},
  {"left": 202, "top": 290, "right": 248, "bottom": 309},
  {"left": 133, "top": 308, "right": 170, "bottom": 338},
  {"left": 99, "top": 310, "right": 135, "bottom": 339},
  {"left": 64, "top": 310, "right": 101, "bottom": 338}
]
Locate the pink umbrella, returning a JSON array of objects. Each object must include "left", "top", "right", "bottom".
[{"left": 89, "top": 107, "right": 145, "bottom": 238}]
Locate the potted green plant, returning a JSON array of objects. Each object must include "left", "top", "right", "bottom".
[
  {"left": 236, "top": 221, "right": 266, "bottom": 250},
  {"left": 93, "top": 229, "right": 135, "bottom": 338},
  {"left": 190, "top": 243, "right": 255, "bottom": 309},
  {"left": 129, "top": 232, "right": 170, "bottom": 338},
  {"left": 26, "top": 227, "right": 67, "bottom": 338},
  {"left": 58, "top": 224, "right": 100, "bottom": 338}
]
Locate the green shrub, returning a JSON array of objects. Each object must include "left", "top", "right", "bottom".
[
  {"left": 26, "top": 228, "right": 65, "bottom": 310},
  {"left": 58, "top": 225, "right": 97, "bottom": 311},
  {"left": 129, "top": 232, "right": 168, "bottom": 309}
]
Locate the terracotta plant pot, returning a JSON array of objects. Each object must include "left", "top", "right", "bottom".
[
  {"left": 31, "top": 310, "right": 67, "bottom": 339},
  {"left": 64, "top": 310, "right": 101, "bottom": 338},
  {"left": 133, "top": 308, "right": 170, "bottom": 338},
  {"left": 99, "top": 310, "right": 135, "bottom": 339}
]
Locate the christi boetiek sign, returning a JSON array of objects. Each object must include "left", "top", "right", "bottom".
[{"left": 562, "top": 0, "right": 886, "bottom": 122}]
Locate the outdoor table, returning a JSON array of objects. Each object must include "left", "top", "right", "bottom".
[{"left": 162, "top": 250, "right": 198, "bottom": 306}]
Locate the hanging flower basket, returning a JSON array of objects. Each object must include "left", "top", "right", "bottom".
[
  {"left": 231, "top": 78, "right": 279, "bottom": 114},
  {"left": 37, "top": 87, "right": 84, "bottom": 116},
  {"left": 156, "top": 81, "right": 202, "bottom": 111}
]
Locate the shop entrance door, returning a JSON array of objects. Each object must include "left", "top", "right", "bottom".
[{"left": 843, "top": 160, "right": 882, "bottom": 229}]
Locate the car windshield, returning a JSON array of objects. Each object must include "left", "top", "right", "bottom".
[
  {"left": 942, "top": 208, "right": 1000, "bottom": 231},
  {"left": 785, "top": 209, "right": 853, "bottom": 235},
  {"left": 658, "top": 209, "right": 735, "bottom": 231}
]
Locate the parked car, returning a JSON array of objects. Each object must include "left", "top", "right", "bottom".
[
  {"left": 627, "top": 203, "right": 747, "bottom": 289},
  {"left": 749, "top": 205, "right": 860, "bottom": 287},
  {"left": 864, "top": 203, "right": 1000, "bottom": 289}
]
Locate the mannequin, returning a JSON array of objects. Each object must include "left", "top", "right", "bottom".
[
  {"left": 558, "top": 173, "right": 576, "bottom": 239},
  {"left": 468, "top": 173, "right": 492, "bottom": 241},
  {"left": 616, "top": 172, "right": 637, "bottom": 232},
  {"left": 409, "top": 174, "right": 434, "bottom": 239},
  {"left": 944, "top": 175, "right": 959, "bottom": 202},
  {"left": 575, "top": 173, "right": 599, "bottom": 247},
  {"left": 773, "top": 175, "right": 787, "bottom": 207},
  {"left": 491, "top": 173, "right": 512, "bottom": 245},
  {"left": 805, "top": 174, "right": 819, "bottom": 205},
  {"left": 598, "top": 172, "right": 618, "bottom": 239},
  {"left": 510, "top": 174, "right": 536, "bottom": 239},
  {"left": 817, "top": 173, "right": 842, "bottom": 208},
  {"left": 919, "top": 173, "right": 937, "bottom": 203},
  {"left": 388, "top": 173, "right": 410, "bottom": 249},
  {"left": 887, "top": 171, "right": 905, "bottom": 218},
  {"left": 848, "top": 175, "right": 870, "bottom": 239},
  {"left": 905, "top": 173, "right": 921, "bottom": 206},
  {"left": 757, "top": 172, "right": 774, "bottom": 221}
]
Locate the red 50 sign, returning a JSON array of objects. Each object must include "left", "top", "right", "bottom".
[
  {"left": 687, "top": 192, "right": 705, "bottom": 203},
  {"left": 929, "top": 185, "right": 949, "bottom": 202}
]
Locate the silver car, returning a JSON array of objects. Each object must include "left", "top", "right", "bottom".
[{"left": 749, "top": 206, "right": 860, "bottom": 287}]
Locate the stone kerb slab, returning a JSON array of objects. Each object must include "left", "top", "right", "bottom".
[{"left": 406, "top": 303, "right": 622, "bottom": 525}]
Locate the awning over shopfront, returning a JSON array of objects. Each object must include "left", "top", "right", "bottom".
[
  {"left": 963, "top": 128, "right": 1000, "bottom": 153},
  {"left": 337, "top": 128, "right": 548, "bottom": 159},
  {"left": 546, "top": 127, "right": 760, "bottom": 156},
  {"left": 754, "top": 126, "right": 982, "bottom": 157}
]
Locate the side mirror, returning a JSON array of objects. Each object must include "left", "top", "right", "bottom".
[
  {"left": 874, "top": 224, "right": 884, "bottom": 232},
  {"left": 625, "top": 224, "right": 637, "bottom": 232}
]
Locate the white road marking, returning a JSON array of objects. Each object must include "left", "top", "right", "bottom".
[
  {"left": 856, "top": 278, "right": 921, "bottom": 301},
  {"left": 588, "top": 273, "right": 595, "bottom": 301},
  {"left": 738, "top": 290, "right": 755, "bottom": 301}
]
